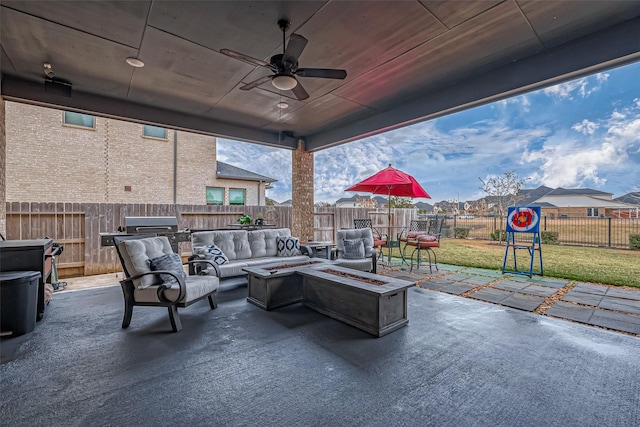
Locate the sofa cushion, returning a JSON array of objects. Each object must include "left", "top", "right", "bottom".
[
  {"left": 213, "top": 261, "right": 250, "bottom": 279},
  {"left": 248, "top": 228, "right": 292, "bottom": 257},
  {"left": 343, "top": 238, "right": 365, "bottom": 259},
  {"left": 204, "top": 244, "right": 229, "bottom": 265},
  {"left": 191, "top": 230, "right": 250, "bottom": 260},
  {"left": 277, "top": 236, "right": 301, "bottom": 257},
  {"left": 134, "top": 275, "right": 219, "bottom": 304},
  {"left": 118, "top": 236, "right": 174, "bottom": 289},
  {"left": 148, "top": 253, "right": 187, "bottom": 287}
]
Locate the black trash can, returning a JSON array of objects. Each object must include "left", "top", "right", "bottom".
[{"left": 0, "top": 271, "right": 41, "bottom": 337}]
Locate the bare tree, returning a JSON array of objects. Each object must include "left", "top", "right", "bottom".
[
  {"left": 479, "top": 171, "right": 528, "bottom": 217},
  {"left": 390, "top": 196, "right": 414, "bottom": 208},
  {"left": 356, "top": 196, "right": 378, "bottom": 209}
]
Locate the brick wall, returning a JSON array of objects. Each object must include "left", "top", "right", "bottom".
[
  {"left": 4, "top": 102, "right": 267, "bottom": 205},
  {"left": 291, "top": 140, "right": 314, "bottom": 241}
]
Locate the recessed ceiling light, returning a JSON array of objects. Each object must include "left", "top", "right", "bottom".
[
  {"left": 125, "top": 57, "right": 145, "bottom": 68},
  {"left": 277, "top": 102, "right": 289, "bottom": 109}
]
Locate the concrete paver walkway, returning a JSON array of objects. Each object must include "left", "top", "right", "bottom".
[{"left": 382, "top": 263, "right": 640, "bottom": 337}]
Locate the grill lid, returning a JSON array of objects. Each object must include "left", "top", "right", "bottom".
[{"left": 125, "top": 216, "right": 179, "bottom": 233}]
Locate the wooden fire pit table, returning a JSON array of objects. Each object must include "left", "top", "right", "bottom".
[
  {"left": 243, "top": 260, "right": 329, "bottom": 310},
  {"left": 243, "top": 262, "right": 415, "bottom": 337}
]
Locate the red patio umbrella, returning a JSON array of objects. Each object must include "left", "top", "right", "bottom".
[{"left": 345, "top": 164, "right": 431, "bottom": 245}]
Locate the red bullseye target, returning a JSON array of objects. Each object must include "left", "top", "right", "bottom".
[{"left": 506, "top": 207, "right": 540, "bottom": 232}]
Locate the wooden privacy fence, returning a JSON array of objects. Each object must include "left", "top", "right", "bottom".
[
  {"left": 7, "top": 203, "right": 637, "bottom": 277},
  {"left": 4, "top": 203, "right": 419, "bottom": 277}
]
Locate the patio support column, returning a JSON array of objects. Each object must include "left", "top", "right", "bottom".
[
  {"left": 0, "top": 97, "right": 6, "bottom": 237},
  {"left": 291, "top": 139, "right": 314, "bottom": 242}
]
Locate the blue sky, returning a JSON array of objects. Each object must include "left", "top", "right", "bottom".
[{"left": 218, "top": 61, "right": 640, "bottom": 205}]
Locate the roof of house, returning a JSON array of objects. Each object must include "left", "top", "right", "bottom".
[
  {"left": 545, "top": 187, "right": 611, "bottom": 196},
  {"left": 535, "top": 195, "right": 632, "bottom": 208},
  {"left": 216, "top": 161, "right": 276, "bottom": 183},
  {"left": 517, "top": 186, "right": 617, "bottom": 205},
  {"left": 614, "top": 192, "right": 640, "bottom": 205},
  {"left": 518, "top": 185, "right": 554, "bottom": 205}
]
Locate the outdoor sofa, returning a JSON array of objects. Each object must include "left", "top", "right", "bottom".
[{"left": 189, "top": 228, "right": 312, "bottom": 284}]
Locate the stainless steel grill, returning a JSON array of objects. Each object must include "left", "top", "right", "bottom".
[{"left": 100, "top": 216, "right": 190, "bottom": 252}]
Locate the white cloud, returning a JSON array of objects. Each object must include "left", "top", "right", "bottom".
[
  {"left": 524, "top": 98, "right": 640, "bottom": 189},
  {"left": 572, "top": 119, "right": 598, "bottom": 135},
  {"left": 543, "top": 72, "right": 608, "bottom": 100},
  {"left": 523, "top": 141, "right": 621, "bottom": 187}
]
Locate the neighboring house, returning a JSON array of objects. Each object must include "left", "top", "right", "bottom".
[
  {"left": 335, "top": 194, "right": 381, "bottom": 208},
  {"left": 518, "top": 186, "right": 635, "bottom": 218},
  {"left": 4, "top": 102, "right": 274, "bottom": 206},
  {"left": 613, "top": 192, "right": 640, "bottom": 218}
]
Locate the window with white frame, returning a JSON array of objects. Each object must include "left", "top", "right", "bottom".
[
  {"left": 143, "top": 125, "right": 168, "bottom": 139},
  {"left": 63, "top": 111, "right": 95, "bottom": 128},
  {"left": 229, "top": 189, "right": 246, "bottom": 206},
  {"left": 587, "top": 207, "right": 599, "bottom": 217},
  {"left": 206, "top": 187, "right": 224, "bottom": 205}
]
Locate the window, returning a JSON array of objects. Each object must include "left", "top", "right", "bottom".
[
  {"left": 587, "top": 208, "right": 599, "bottom": 217},
  {"left": 229, "top": 189, "right": 246, "bottom": 206},
  {"left": 63, "top": 111, "right": 95, "bottom": 128},
  {"left": 143, "top": 125, "right": 167, "bottom": 139},
  {"left": 206, "top": 187, "right": 224, "bottom": 205}
]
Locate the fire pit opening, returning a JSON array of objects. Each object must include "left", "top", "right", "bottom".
[
  {"left": 320, "top": 269, "right": 387, "bottom": 286},
  {"left": 265, "top": 261, "right": 322, "bottom": 271}
]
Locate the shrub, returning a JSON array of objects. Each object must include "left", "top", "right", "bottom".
[
  {"left": 454, "top": 227, "right": 470, "bottom": 239},
  {"left": 541, "top": 231, "right": 559, "bottom": 245},
  {"left": 491, "top": 229, "right": 507, "bottom": 241},
  {"left": 630, "top": 234, "right": 640, "bottom": 250}
]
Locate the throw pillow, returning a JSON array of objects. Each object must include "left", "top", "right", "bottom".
[
  {"left": 343, "top": 238, "right": 365, "bottom": 259},
  {"left": 276, "top": 236, "right": 301, "bottom": 257},
  {"left": 148, "top": 253, "right": 187, "bottom": 288},
  {"left": 204, "top": 244, "right": 229, "bottom": 265}
]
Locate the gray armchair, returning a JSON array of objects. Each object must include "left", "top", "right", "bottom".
[
  {"left": 113, "top": 235, "right": 219, "bottom": 332},
  {"left": 334, "top": 228, "right": 377, "bottom": 273}
]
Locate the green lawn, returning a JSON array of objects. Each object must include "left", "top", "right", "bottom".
[{"left": 392, "top": 238, "right": 640, "bottom": 288}]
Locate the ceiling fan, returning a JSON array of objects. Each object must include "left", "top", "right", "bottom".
[{"left": 220, "top": 19, "right": 347, "bottom": 101}]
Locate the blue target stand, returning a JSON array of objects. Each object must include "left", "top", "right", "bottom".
[{"left": 502, "top": 206, "right": 544, "bottom": 277}]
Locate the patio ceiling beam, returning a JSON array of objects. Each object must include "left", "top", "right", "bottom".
[
  {"left": 304, "top": 16, "right": 640, "bottom": 152},
  {"left": 0, "top": 76, "right": 299, "bottom": 150}
]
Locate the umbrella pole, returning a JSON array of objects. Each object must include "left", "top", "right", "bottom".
[{"left": 388, "top": 188, "right": 392, "bottom": 265}]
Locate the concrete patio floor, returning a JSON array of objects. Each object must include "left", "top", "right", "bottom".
[{"left": 1, "top": 264, "right": 639, "bottom": 426}]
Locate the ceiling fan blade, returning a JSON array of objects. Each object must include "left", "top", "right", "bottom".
[
  {"left": 240, "top": 75, "right": 273, "bottom": 91},
  {"left": 283, "top": 34, "right": 308, "bottom": 66},
  {"left": 291, "top": 79, "right": 309, "bottom": 101},
  {"left": 220, "top": 49, "right": 273, "bottom": 69},
  {"left": 296, "top": 68, "right": 347, "bottom": 79}
]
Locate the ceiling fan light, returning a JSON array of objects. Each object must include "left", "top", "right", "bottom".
[
  {"left": 272, "top": 75, "right": 297, "bottom": 90},
  {"left": 276, "top": 101, "right": 289, "bottom": 109}
]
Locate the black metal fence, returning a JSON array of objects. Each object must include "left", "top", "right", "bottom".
[{"left": 450, "top": 215, "right": 640, "bottom": 249}]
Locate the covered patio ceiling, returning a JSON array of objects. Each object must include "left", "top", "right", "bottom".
[{"left": 1, "top": 1, "right": 639, "bottom": 152}]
